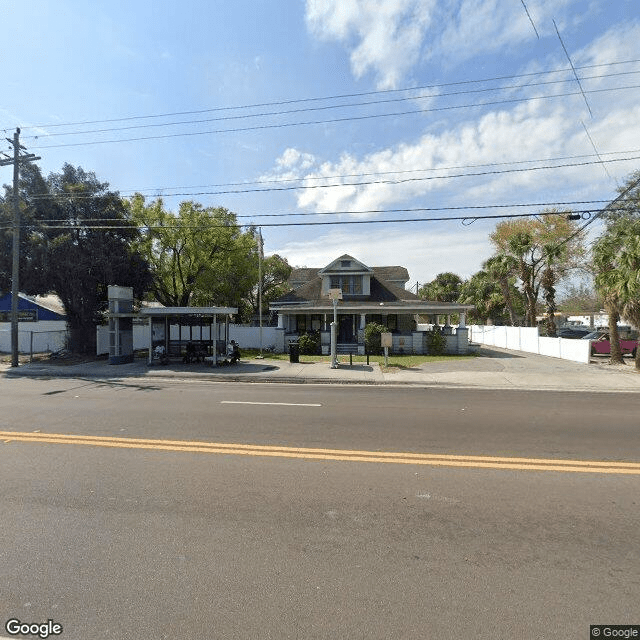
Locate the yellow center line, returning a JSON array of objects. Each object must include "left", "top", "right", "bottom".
[{"left": 1, "top": 430, "right": 639, "bottom": 475}]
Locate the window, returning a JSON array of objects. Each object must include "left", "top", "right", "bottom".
[
  {"left": 329, "top": 275, "right": 363, "bottom": 294},
  {"left": 341, "top": 260, "right": 351, "bottom": 267}
]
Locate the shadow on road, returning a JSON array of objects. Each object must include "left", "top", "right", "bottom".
[{"left": 477, "top": 346, "right": 525, "bottom": 359}]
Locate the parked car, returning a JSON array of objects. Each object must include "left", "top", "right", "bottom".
[
  {"left": 558, "top": 326, "right": 592, "bottom": 339},
  {"left": 582, "top": 330, "right": 638, "bottom": 357}
]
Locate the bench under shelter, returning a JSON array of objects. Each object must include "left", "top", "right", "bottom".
[{"left": 139, "top": 306, "right": 238, "bottom": 365}]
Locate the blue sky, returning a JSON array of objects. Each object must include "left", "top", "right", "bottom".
[{"left": 1, "top": 0, "right": 639, "bottom": 290}]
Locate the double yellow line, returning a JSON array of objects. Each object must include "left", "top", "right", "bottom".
[{"left": 1, "top": 430, "right": 640, "bottom": 475}]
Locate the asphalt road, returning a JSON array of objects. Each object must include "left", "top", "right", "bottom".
[{"left": 0, "top": 378, "right": 638, "bottom": 640}]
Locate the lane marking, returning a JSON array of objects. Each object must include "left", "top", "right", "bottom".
[
  {"left": 1, "top": 431, "right": 639, "bottom": 475},
  {"left": 220, "top": 400, "right": 322, "bottom": 407}
]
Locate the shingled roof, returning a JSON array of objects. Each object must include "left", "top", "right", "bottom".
[{"left": 288, "top": 265, "right": 410, "bottom": 289}]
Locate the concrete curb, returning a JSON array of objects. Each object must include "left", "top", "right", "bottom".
[{"left": 3, "top": 347, "right": 639, "bottom": 393}]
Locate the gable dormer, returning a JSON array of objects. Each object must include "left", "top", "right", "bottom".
[{"left": 318, "top": 254, "right": 373, "bottom": 297}]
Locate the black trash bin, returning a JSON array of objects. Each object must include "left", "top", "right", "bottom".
[{"left": 289, "top": 341, "right": 299, "bottom": 363}]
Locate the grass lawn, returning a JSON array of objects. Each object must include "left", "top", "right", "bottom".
[{"left": 242, "top": 349, "right": 477, "bottom": 369}]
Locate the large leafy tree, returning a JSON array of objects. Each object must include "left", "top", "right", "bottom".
[
  {"left": 243, "top": 253, "right": 292, "bottom": 323},
  {"left": 489, "top": 211, "right": 585, "bottom": 326},
  {"left": 593, "top": 216, "right": 640, "bottom": 368},
  {"left": 418, "top": 272, "right": 462, "bottom": 302},
  {"left": 1, "top": 163, "right": 151, "bottom": 354},
  {"left": 126, "top": 195, "right": 258, "bottom": 313}
]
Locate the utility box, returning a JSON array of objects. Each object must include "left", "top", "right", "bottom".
[{"left": 108, "top": 286, "right": 134, "bottom": 364}]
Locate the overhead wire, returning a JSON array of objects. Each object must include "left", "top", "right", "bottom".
[
  {"left": 27, "top": 200, "right": 614, "bottom": 224},
  {"left": 16, "top": 147, "right": 638, "bottom": 200},
  {"left": 20, "top": 69, "right": 640, "bottom": 140},
  {"left": 11, "top": 57, "right": 640, "bottom": 132},
  {"left": 18, "top": 153, "right": 640, "bottom": 202},
  {"left": 1, "top": 207, "right": 629, "bottom": 232},
  {"left": 27, "top": 84, "right": 640, "bottom": 150}
]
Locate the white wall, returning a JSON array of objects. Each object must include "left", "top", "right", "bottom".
[
  {"left": 97, "top": 323, "right": 286, "bottom": 354},
  {"left": 229, "top": 326, "right": 284, "bottom": 351},
  {"left": 0, "top": 321, "right": 68, "bottom": 353},
  {"left": 469, "top": 325, "right": 591, "bottom": 364}
]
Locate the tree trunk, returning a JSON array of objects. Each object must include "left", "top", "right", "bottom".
[
  {"left": 67, "top": 316, "right": 97, "bottom": 355},
  {"left": 606, "top": 304, "right": 624, "bottom": 365}
]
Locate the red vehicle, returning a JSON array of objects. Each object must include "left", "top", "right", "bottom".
[{"left": 583, "top": 331, "right": 638, "bottom": 357}]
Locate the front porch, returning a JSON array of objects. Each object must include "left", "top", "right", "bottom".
[{"left": 276, "top": 310, "right": 471, "bottom": 355}]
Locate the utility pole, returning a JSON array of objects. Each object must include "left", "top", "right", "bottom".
[
  {"left": 0, "top": 128, "right": 41, "bottom": 367},
  {"left": 258, "top": 228, "right": 264, "bottom": 358}
]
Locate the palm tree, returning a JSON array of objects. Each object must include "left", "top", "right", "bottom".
[
  {"left": 593, "top": 218, "right": 640, "bottom": 367},
  {"left": 484, "top": 254, "right": 520, "bottom": 326}
]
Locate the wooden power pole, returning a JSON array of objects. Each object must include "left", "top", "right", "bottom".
[{"left": 0, "top": 128, "right": 40, "bottom": 367}]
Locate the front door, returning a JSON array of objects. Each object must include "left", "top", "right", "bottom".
[{"left": 338, "top": 315, "right": 355, "bottom": 343}]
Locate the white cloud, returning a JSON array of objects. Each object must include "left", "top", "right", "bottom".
[
  {"left": 274, "top": 225, "right": 491, "bottom": 285},
  {"left": 269, "top": 17, "right": 640, "bottom": 283},
  {"left": 432, "top": 0, "right": 580, "bottom": 65},
  {"left": 305, "top": 0, "right": 584, "bottom": 88},
  {"left": 267, "top": 19, "right": 640, "bottom": 215},
  {"left": 306, "top": 0, "right": 435, "bottom": 89}
]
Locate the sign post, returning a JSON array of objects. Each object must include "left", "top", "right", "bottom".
[
  {"left": 381, "top": 332, "right": 392, "bottom": 367},
  {"left": 328, "top": 288, "right": 342, "bottom": 369}
]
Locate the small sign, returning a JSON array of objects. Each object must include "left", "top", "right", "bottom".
[
  {"left": 0, "top": 309, "right": 37, "bottom": 322},
  {"left": 328, "top": 288, "right": 343, "bottom": 300},
  {"left": 381, "top": 332, "right": 392, "bottom": 347}
]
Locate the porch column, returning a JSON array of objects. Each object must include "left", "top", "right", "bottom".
[
  {"left": 277, "top": 313, "right": 285, "bottom": 329},
  {"left": 459, "top": 311, "right": 466, "bottom": 328},
  {"left": 360, "top": 314, "right": 366, "bottom": 329}
]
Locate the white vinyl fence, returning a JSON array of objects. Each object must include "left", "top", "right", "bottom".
[{"left": 469, "top": 325, "right": 591, "bottom": 364}]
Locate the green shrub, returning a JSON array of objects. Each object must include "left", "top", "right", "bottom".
[
  {"left": 426, "top": 329, "right": 447, "bottom": 355},
  {"left": 364, "top": 322, "right": 387, "bottom": 354},
  {"left": 298, "top": 331, "right": 320, "bottom": 355}
]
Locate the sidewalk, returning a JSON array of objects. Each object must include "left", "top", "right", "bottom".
[{"left": 3, "top": 346, "right": 639, "bottom": 392}]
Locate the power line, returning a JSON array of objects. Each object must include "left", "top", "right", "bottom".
[
  {"left": 5, "top": 208, "right": 624, "bottom": 232},
  {"left": 18, "top": 147, "right": 636, "bottom": 200},
  {"left": 554, "top": 19, "right": 594, "bottom": 117},
  {"left": 28, "top": 200, "right": 613, "bottom": 224},
  {"left": 11, "top": 58, "right": 640, "bottom": 132},
  {"left": 21, "top": 69, "right": 640, "bottom": 140},
  {"left": 27, "top": 83, "right": 640, "bottom": 150},
  {"left": 20, "top": 153, "right": 640, "bottom": 201},
  {"left": 520, "top": 0, "right": 540, "bottom": 38},
  {"left": 551, "top": 175, "right": 640, "bottom": 252}
]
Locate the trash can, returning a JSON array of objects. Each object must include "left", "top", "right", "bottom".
[{"left": 289, "top": 341, "right": 299, "bottom": 363}]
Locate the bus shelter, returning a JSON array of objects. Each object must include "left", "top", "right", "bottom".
[{"left": 139, "top": 306, "right": 237, "bottom": 365}]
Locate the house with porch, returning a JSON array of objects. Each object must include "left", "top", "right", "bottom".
[{"left": 270, "top": 255, "right": 475, "bottom": 355}]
